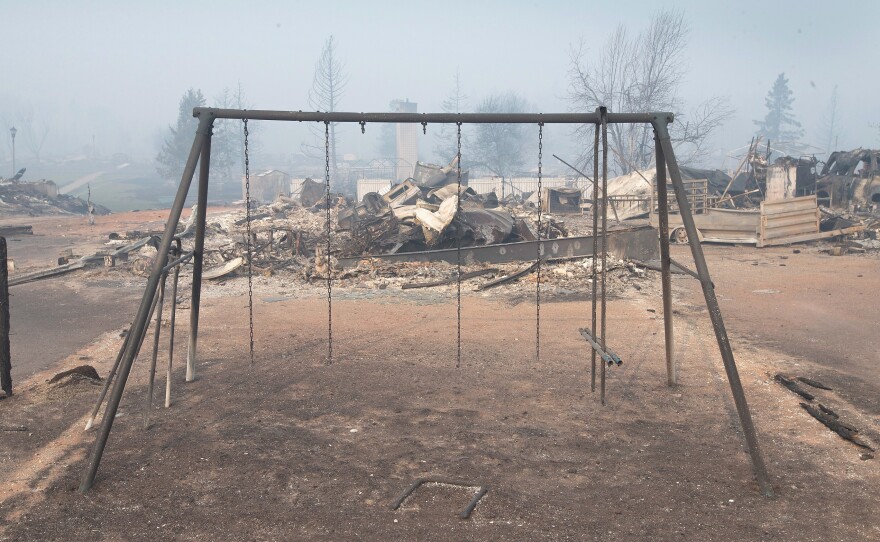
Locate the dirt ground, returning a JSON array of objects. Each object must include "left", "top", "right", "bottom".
[{"left": 0, "top": 212, "right": 878, "bottom": 541}]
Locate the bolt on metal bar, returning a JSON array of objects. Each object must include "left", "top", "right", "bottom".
[{"left": 654, "top": 120, "right": 774, "bottom": 498}]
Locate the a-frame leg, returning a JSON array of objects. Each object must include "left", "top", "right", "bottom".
[
  {"left": 79, "top": 114, "right": 214, "bottom": 492},
  {"left": 654, "top": 137, "right": 677, "bottom": 386},
  {"left": 654, "top": 119, "right": 774, "bottom": 497}
]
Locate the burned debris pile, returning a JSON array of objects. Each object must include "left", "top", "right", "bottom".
[
  {"left": 0, "top": 169, "right": 110, "bottom": 217},
  {"left": 179, "top": 168, "right": 652, "bottom": 297},
  {"left": 337, "top": 174, "right": 567, "bottom": 256},
  {"left": 49, "top": 160, "right": 653, "bottom": 297}
]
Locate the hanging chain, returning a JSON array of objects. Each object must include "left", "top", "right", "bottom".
[
  {"left": 455, "top": 122, "right": 463, "bottom": 368},
  {"left": 324, "top": 121, "right": 333, "bottom": 365},
  {"left": 536, "top": 122, "right": 544, "bottom": 363},
  {"left": 243, "top": 118, "right": 255, "bottom": 366}
]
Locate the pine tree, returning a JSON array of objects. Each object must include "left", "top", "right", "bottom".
[
  {"left": 434, "top": 70, "right": 469, "bottom": 163},
  {"left": 156, "top": 88, "right": 206, "bottom": 180},
  {"left": 754, "top": 73, "right": 803, "bottom": 144}
]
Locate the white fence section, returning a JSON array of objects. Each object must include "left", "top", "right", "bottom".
[
  {"left": 356, "top": 179, "right": 395, "bottom": 202},
  {"left": 468, "top": 177, "right": 580, "bottom": 197}
]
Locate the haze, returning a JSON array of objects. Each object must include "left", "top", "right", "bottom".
[{"left": 1, "top": 0, "right": 878, "bottom": 207}]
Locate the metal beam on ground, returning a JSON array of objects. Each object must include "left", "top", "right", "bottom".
[{"left": 336, "top": 227, "right": 659, "bottom": 269}]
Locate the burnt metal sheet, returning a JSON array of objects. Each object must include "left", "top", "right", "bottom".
[{"left": 338, "top": 226, "right": 659, "bottom": 268}]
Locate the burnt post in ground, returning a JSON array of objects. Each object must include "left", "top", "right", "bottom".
[{"left": 0, "top": 237, "right": 12, "bottom": 397}]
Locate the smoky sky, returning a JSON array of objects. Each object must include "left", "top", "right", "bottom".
[{"left": 1, "top": 0, "right": 877, "bottom": 168}]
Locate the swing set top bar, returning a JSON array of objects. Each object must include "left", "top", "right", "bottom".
[{"left": 193, "top": 107, "right": 674, "bottom": 125}]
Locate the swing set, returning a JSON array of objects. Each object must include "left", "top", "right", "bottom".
[{"left": 78, "top": 107, "right": 774, "bottom": 498}]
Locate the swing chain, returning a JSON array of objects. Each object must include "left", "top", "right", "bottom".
[
  {"left": 243, "top": 118, "right": 255, "bottom": 365},
  {"left": 536, "top": 122, "right": 543, "bottom": 362},
  {"left": 324, "top": 121, "right": 333, "bottom": 364},
  {"left": 455, "top": 121, "right": 463, "bottom": 368}
]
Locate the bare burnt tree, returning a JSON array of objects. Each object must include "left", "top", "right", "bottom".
[
  {"left": 816, "top": 85, "right": 840, "bottom": 155},
  {"left": 302, "top": 35, "right": 348, "bottom": 185},
  {"left": 567, "top": 9, "right": 733, "bottom": 174},
  {"left": 16, "top": 104, "right": 51, "bottom": 163}
]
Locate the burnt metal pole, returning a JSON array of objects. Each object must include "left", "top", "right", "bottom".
[
  {"left": 654, "top": 136, "right": 677, "bottom": 386},
  {"left": 80, "top": 114, "right": 212, "bottom": 493},
  {"left": 0, "top": 237, "right": 11, "bottom": 397},
  {"left": 599, "top": 108, "right": 609, "bottom": 406},
  {"left": 590, "top": 124, "right": 600, "bottom": 393},
  {"left": 144, "top": 272, "right": 167, "bottom": 429},
  {"left": 654, "top": 119, "right": 773, "bottom": 497},
  {"left": 195, "top": 107, "right": 665, "bottom": 126},
  {"left": 84, "top": 291, "right": 159, "bottom": 430},
  {"left": 166, "top": 241, "right": 181, "bottom": 408},
  {"left": 186, "top": 125, "right": 212, "bottom": 382}
]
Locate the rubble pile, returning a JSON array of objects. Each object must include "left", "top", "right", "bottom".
[
  {"left": 96, "top": 183, "right": 648, "bottom": 298},
  {"left": 0, "top": 180, "right": 111, "bottom": 216}
]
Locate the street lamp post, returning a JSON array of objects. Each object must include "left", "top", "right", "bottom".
[{"left": 9, "top": 127, "right": 16, "bottom": 178}]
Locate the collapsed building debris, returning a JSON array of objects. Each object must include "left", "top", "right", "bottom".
[
  {"left": 817, "top": 148, "right": 880, "bottom": 213},
  {"left": 0, "top": 176, "right": 111, "bottom": 216}
]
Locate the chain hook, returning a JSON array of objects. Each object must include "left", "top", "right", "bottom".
[{"left": 359, "top": 120, "right": 366, "bottom": 134}]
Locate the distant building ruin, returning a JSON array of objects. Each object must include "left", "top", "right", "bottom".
[{"left": 391, "top": 99, "right": 418, "bottom": 181}]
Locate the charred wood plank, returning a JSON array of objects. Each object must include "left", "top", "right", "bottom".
[
  {"left": 817, "top": 403, "right": 839, "bottom": 419},
  {"left": 476, "top": 261, "right": 539, "bottom": 291},
  {"left": 797, "top": 376, "right": 832, "bottom": 390},
  {"left": 800, "top": 403, "right": 875, "bottom": 451},
  {"left": 401, "top": 268, "right": 498, "bottom": 290},
  {"left": 0, "top": 238, "right": 10, "bottom": 396},
  {"left": 774, "top": 374, "right": 814, "bottom": 401}
]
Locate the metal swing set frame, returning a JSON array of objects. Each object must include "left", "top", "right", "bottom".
[{"left": 78, "top": 107, "right": 774, "bottom": 498}]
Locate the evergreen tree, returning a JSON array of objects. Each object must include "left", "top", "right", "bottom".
[
  {"left": 754, "top": 73, "right": 803, "bottom": 144},
  {"left": 471, "top": 92, "right": 530, "bottom": 179},
  {"left": 156, "top": 88, "right": 206, "bottom": 180},
  {"left": 434, "top": 69, "right": 469, "bottom": 163}
]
